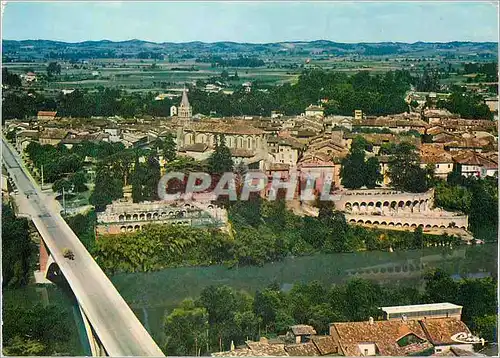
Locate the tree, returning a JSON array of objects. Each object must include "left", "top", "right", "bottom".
[
  {"left": 52, "top": 178, "right": 72, "bottom": 195},
  {"left": 2, "top": 204, "right": 32, "bottom": 288},
  {"left": 413, "top": 226, "right": 424, "bottom": 248},
  {"left": 2, "top": 68, "right": 22, "bottom": 87},
  {"left": 131, "top": 154, "right": 144, "bottom": 203},
  {"left": 423, "top": 269, "right": 459, "bottom": 303},
  {"left": 164, "top": 299, "right": 209, "bottom": 356},
  {"left": 344, "top": 278, "right": 382, "bottom": 321},
  {"left": 89, "top": 165, "right": 123, "bottom": 211},
  {"left": 69, "top": 171, "right": 88, "bottom": 192},
  {"left": 340, "top": 137, "right": 381, "bottom": 189},
  {"left": 388, "top": 142, "right": 429, "bottom": 193},
  {"left": 46, "top": 62, "right": 61, "bottom": 77},
  {"left": 208, "top": 134, "right": 234, "bottom": 174},
  {"left": 161, "top": 133, "right": 177, "bottom": 162}
]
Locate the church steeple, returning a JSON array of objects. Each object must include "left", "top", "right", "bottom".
[
  {"left": 178, "top": 88, "right": 192, "bottom": 120},
  {"left": 181, "top": 88, "right": 190, "bottom": 108}
]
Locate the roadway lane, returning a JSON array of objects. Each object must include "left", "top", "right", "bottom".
[{"left": 2, "top": 138, "right": 165, "bottom": 357}]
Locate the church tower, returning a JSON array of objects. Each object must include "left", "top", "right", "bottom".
[{"left": 178, "top": 88, "right": 192, "bottom": 121}]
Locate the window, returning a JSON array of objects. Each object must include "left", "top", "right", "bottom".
[{"left": 364, "top": 349, "right": 368, "bottom": 356}]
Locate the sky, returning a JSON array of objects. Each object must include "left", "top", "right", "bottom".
[{"left": 2, "top": 1, "right": 499, "bottom": 43}]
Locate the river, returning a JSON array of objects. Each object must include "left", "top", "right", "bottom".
[{"left": 11, "top": 243, "right": 497, "bottom": 354}]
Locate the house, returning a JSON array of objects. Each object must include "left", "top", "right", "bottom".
[
  {"left": 325, "top": 115, "right": 353, "bottom": 131},
  {"left": 15, "top": 130, "right": 39, "bottom": 152},
  {"left": 352, "top": 115, "right": 427, "bottom": 134},
  {"left": 453, "top": 151, "right": 498, "bottom": 178},
  {"left": 211, "top": 335, "right": 339, "bottom": 357},
  {"left": 290, "top": 325, "right": 317, "bottom": 344},
  {"left": 330, "top": 315, "right": 482, "bottom": 357},
  {"left": 424, "top": 108, "right": 454, "bottom": 124},
  {"left": 444, "top": 137, "right": 490, "bottom": 152},
  {"left": 305, "top": 105, "right": 324, "bottom": 118},
  {"left": 37, "top": 111, "right": 58, "bottom": 121},
  {"left": 380, "top": 303, "right": 463, "bottom": 321},
  {"left": 267, "top": 136, "right": 304, "bottom": 167},
  {"left": 419, "top": 318, "right": 481, "bottom": 355},
  {"left": 178, "top": 143, "right": 211, "bottom": 161},
  {"left": 419, "top": 144, "right": 454, "bottom": 179},
  {"left": 39, "top": 128, "right": 69, "bottom": 146},
  {"left": 330, "top": 318, "right": 432, "bottom": 356},
  {"left": 103, "top": 126, "right": 121, "bottom": 142},
  {"left": 23, "top": 71, "right": 37, "bottom": 82},
  {"left": 484, "top": 97, "right": 498, "bottom": 113}
]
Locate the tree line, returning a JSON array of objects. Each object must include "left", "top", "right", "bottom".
[
  {"left": 3, "top": 68, "right": 414, "bottom": 120},
  {"left": 162, "top": 270, "right": 497, "bottom": 355}
]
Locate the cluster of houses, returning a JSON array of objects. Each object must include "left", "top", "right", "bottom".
[
  {"left": 4, "top": 90, "right": 498, "bottom": 237},
  {"left": 212, "top": 303, "right": 488, "bottom": 357}
]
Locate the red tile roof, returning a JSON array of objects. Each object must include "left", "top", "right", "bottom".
[
  {"left": 419, "top": 318, "right": 471, "bottom": 346},
  {"left": 331, "top": 319, "right": 432, "bottom": 356}
]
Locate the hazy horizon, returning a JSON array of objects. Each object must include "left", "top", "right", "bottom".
[{"left": 2, "top": 1, "right": 498, "bottom": 43}]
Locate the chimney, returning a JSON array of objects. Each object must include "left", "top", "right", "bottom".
[
  {"left": 401, "top": 314, "right": 408, "bottom": 322},
  {"left": 368, "top": 317, "right": 374, "bottom": 325}
]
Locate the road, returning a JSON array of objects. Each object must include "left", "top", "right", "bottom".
[{"left": 2, "top": 138, "right": 165, "bottom": 357}]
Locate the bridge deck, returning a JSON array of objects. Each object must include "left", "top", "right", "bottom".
[{"left": 2, "top": 138, "right": 165, "bottom": 357}]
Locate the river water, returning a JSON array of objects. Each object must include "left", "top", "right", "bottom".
[
  {"left": 110, "top": 243, "right": 497, "bottom": 349},
  {"left": 13, "top": 243, "right": 497, "bottom": 354}
]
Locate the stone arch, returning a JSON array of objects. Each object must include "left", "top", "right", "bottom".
[
  {"left": 125, "top": 214, "right": 131, "bottom": 221},
  {"left": 425, "top": 224, "right": 431, "bottom": 228},
  {"left": 375, "top": 201, "right": 382, "bottom": 208},
  {"left": 460, "top": 226, "right": 466, "bottom": 230},
  {"left": 383, "top": 201, "right": 390, "bottom": 210},
  {"left": 360, "top": 202, "right": 367, "bottom": 211},
  {"left": 152, "top": 212, "right": 159, "bottom": 220},
  {"left": 161, "top": 211, "right": 167, "bottom": 218},
  {"left": 367, "top": 202, "right": 375, "bottom": 211},
  {"left": 413, "top": 200, "right": 420, "bottom": 211},
  {"left": 139, "top": 213, "right": 145, "bottom": 220},
  {"left": 119, "top": 215, "right": 125, "bottom": 222},
  {"left": 134, "top": 225, "right": 140, "bottom": 231},
  {"left": 357, "top": 219, "right": 364, "bottom": 224},
  {"left": 207, "top": 205, "right": 214, "bottom": 209},
  {"left": 349, "top": 219, "right": 356, "bottom": 223},
  {"left": 388, "top": 222, "right": 395, "bottom": 227},
  {"left": 440, "top": 225, "right": 446, "bottom": 229},
  {"left": 405, "top": 200, "right": 412, "bottom": 210},
  {"left": 132, "top": 214, "right": 138, "bottom": 221},
  {"left": 168, "top": 211, "right": 174, "bottom": 216},
  {"left": 398, "top": 201, "right": 405, "bottom": 210},
  {"left": 365, "top": 220, "right": 372, "bottom": 225},
  {"left": 381, "top": 221, "right": 387, "bottom": 226},
  {"left": 432, "top": 225, "right": 439, "bottom": 229},
  {"left": 184, "top": 203, "right": 191, "bottom": 208},
  {"left": 403, "top": 223, "right": 410, "bottom": 228},
  {"left": 127, "top": 225, "right": 133, "bottom": 232},
  {"left": 344, "top": 203, "right": 352, "bottom": 211},
  {"left": 373, "top": 221, "right": 380, "bottom": 226},
  {"left": 396, "top": 223, "right": 403, "bottom": 227},
  {"left": 352, "top": 202, "right": 360, "bottom": 212},
  {"left": 410, "top": 223, "right": 417, "bottom": 228},
  {"left": 146, "top": 213, "right": 152, "bottom": 220},
  {"left": 185, "top": 133, "right": 194, "bottom": 145},
  {"left": 120, "top": 226, "right": 126, "bottom": 232},
  {"left": 390, "top": 201, "right": 397, "bottom": 210}
]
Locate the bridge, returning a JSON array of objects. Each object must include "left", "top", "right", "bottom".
[{"left": 2, "top": 138, "right": 165, "bottom": 357}]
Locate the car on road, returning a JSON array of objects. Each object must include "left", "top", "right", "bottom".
[{"left": 62, "top": 248, "right": 75, "bottom": 260}]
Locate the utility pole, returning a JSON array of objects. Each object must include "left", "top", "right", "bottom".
[
  {"left": 41, "top": 165, "right": 44, "bottom": 188},
  {"left": 62, "top": 186, "right": 66, "bottom": 215}
]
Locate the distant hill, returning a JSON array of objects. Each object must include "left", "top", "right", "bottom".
[{"left": 2, "top": 39, "right": 498, "bottom": 61}]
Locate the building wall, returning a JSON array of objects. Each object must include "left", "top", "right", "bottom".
[
  {"left": 96, "top": 201, "right": 227, "bottom": 237},
  {"left": 357, "top": 343, "right": 377, "bottom": 356}
]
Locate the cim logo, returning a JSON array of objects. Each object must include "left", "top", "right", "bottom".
[{"left": 450, "top": 332, "right": 484, "bottom": 345}]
